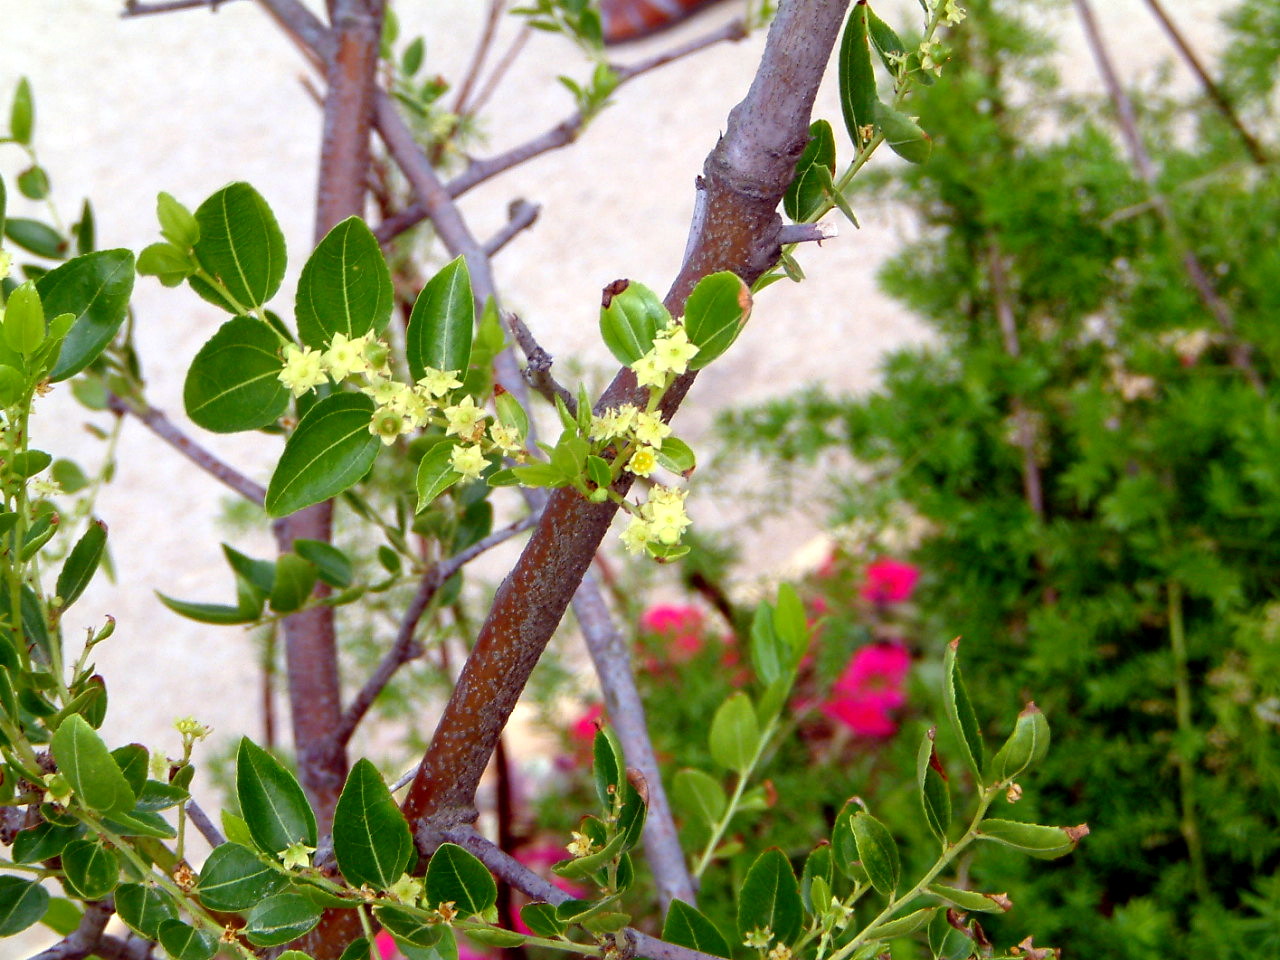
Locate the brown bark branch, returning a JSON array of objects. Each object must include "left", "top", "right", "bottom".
[
  {"left": 505, "top": 311, "right": 575, "bottom": 411},
  {"left": 28, "top": 899, "right": 113, "bottom": 960},
  {"left": 400, "top": 0, "right": 849, "bottom": 832},
  {"left": 453, "top": 0, "right": 507, "bottom": 117},
  {"left": 1139, "top": 0, "right": 1269, "bottom": 166},
  {"left": 185, "top": 798, "right": 226, "bottom": 848},
  {"left": 482, "top": 198, "right": 541, "bottom": 257},
  {"left": 1073, "top": 0, "right": 1262, "bottom": 391},
  {"left": 121, "top": 0, "right": 242, "bottom": 15},
  {"left": 465, "top": 24, "right": 532, "bottom": 118}
]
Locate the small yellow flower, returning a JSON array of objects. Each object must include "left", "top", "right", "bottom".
[
  {"left": 175, "top": 717, "right": 211, "bottom": 741},
  {"left": 631, "top": 352, "right": 668, "bottom": 389},
  {"left": 567, "top": 830, "right": 597, "bottom": 859},
  {"left": 42, "top": 773, "right": 72, "bottom": 805},
  {"left": 743, "top": 928, "right": 773, "bottom": 950},
  {"left": 444, "top": 395, "right": 487, "bottom": 443},
  {"left": 651, "top": 326, "right": 699, "bottom": 376},
  {"left": 449, "top": 443, "right": 487, "bottom": 480},
  {"left": 417, "top": 367, "right": 464, "bottom": 399},
  {"left": 278, "top": 344, "right": 327, "bottom": 397},
  {"left": 488, "top": 421, "right": 523, "bottom": 454},
  {"left": 390, "top": 873, "right": 424, "bottom": 905},
  {"left": 279, "top": 840, "right": 315, "bottom": 870},
  {"left": 633, "top": 411, "right": 671, "bottom": 448},
  {"left": 591, "top": 404, "right": 639, "bottom": 442},
  {"left": 943, "top": 0, "right": 966, "bottom": 25},
  {"left": 620, "top": 516, "right": 652, "bottom": 556},
  {"left": 644, "top": 485, "right": 690, "bottom": 545},
  {"left": 767, "top": 944, "right": 792, "bottom": 960},
  {"left": 323, "top": 332, "right": 373, "bottom": 380},
  {"left": 370, "top": 407, "right": 408, "bottom": 445},
  {"left": 627, "top": 446, "right": 658, "bottom": 478}
]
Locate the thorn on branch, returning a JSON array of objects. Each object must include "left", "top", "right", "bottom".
[
  {"left": 505, "top": 312, "right": 575, "bottom": 413},
  {"left": 483, "top": 199, "right": 541, "bottom": 257},
  {"left": 778, "top": 220, "right": 838, "bottom": 245}
]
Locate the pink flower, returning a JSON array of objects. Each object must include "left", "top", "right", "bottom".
[
  {"left": 375, "top": 930, "right": 401, "bottom": 959},
  {"left": 820, "top": 642, "right": 911, "bottom": 738},
  {"left": 457, "top": 938, "right": 495, "bottom": 960},
  {"left": 640, "top": 604, "right": 706, "bottom": 659},
  {"left": 570, "top": 703, "right": 604, "bottom": 745},
  {"left": 860, "top": 559, "right": 920, "bottom": 605}
]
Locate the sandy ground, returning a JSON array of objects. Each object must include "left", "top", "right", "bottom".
[{"left": 0, "top": 0, "right": 1233, "bottom": 949}]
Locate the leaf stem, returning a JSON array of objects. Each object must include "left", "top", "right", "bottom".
[{"left": 691, "top": 712, "right": 781, "bottom": 879}]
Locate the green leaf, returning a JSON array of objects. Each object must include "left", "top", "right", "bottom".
[
  {"left": 157, "top": 192, "right": 199, "bottom": 248},
  {"left": 4, "top": 280, "right": 44, "bottom": 355},
  {"left": 976, "top": 819, "right": 1087, "bottom": 860},
  {"left": 736, "top": 848, "right": 802, "bottom": 944},
  {"left": 916, "top": 727, "right": 951, "bottom": 844},
  {"left": 101, "top": 807, "right": 176, "bottom": 839},
  {"left": 294, "top": 539, "right": 353, "bottom": 588},
  {"left": 192, "top": 182, "right": 287, "bottom": 312},
  {"left": 785, "top": 120, "right": 837, "bottom": 222},
  {"left": 136, "top": 778, "right": 188, "bottom": 811},
  {"left": 74, "top": 199, "right": 95, "bottom": 254},
  {"left": 599, "top": 279, "right": 669, "bottom": 365},
  {"left": 244, "top": 892, "right": 322, "bottom": 947},
  {"left": 942, "top": 639, "right": 984, "bottom": 784},
  {"left": 875, "top": 100, "right": 932, "bottom": 164},
  {"left": 801, "top": 844, "right": 834, "bottom": 914},
  {"left": 0, "top": 876, "right": 48, "bottom": 936},
  {"left": 223, "top": 543, "right": 276, "bottom": 598},
  {"left": 9, "top": 78, "right": 33, "bottom": 144},
  {"left": 137, "top": 242, "right": 194, "bottom": 287},
  {"left": 266, "top": 392, "right": 381, "bottom": 518},
  {"left": 402, "top": 36, "right": 426, "bottom": 75},
  {"left": 520, "top": 902, "right": 567, "bottom": 938},
  {"left": 850, "top": 811, "right": 899, "bottom": 896},
  {"left": 296, "top": 216, "right": 393, "bottom": 347},
  {"left": 55, "top": 519, "right": 107, "bottom": 611},
  {"left": 156, "top": 592, "right": 260, "bottom": 625},
  {"left": 415, "top": 441, "right": 462, "bottom": 513},
  {"left": 0, "top": 365, "right": 25, "bottom": 406},
  {"left": 338, "top": 939, "right": 373, "bottom": 960},
  {"left": 406, "top": 256, "right": 474, "bottom": 380},
  {"left": 376, "top": 904, "right": 444, "bottom": 948},
  {"left": 4, "top": 218, "right": 65, "bottom": 259},
  {"left": 684, "top": 271, "right": 751, "bottom": 369},
  {"left": 656, "top": 436, "right": 696, "bottom": 475},
  {"left": 197, "top": 843, "right": 289, "bottom": 911},
  {"left": 866, "top": 8, "right": 907, "bottom": 73},
  {"left": 592, "top": 726, "right": 625, "bottom": 811},
  {"left": 708, "top": 691, "right": 759, "bottom": 774},
  {"left": 183, "top": 316, "right": 289, "bottom": 433},
  {"left": 38, "top": 249, "right": 135, "bottom": 381},
  {"left": 664, "top": 899, "right": 732, "bottom": 959},
  {"left": 236, "top": 737, "right": 318, "bottom": 856},
  {"left": 838, "top": 3, "right": 876, "bottom": 145},
  {"left": 988, "top": 702, "right": 1050, "bottom": 783},
  {"left": 333, "top": 758, "right": 413, "bottom": 890},
  {"left": 115, "top": 883, "right": 177, "bottom": 939},
  {"left": 269, "top": 553, "right": 318, "bottom": 614},
  {"left": 425, "top": 842, "right": 497, "bottom": 918},
  {"left": 110, "top": 743, "right": 149, "bottom": 795},
  {"left": 928, "top": 883, "right": 1011, "bottom": 913},
  {"left": 51, "top": 713, "right": 135, "bottom": 815},
  {"left": 467, "top": 927, "right": 529, "bottom": 947},
  {"left": 772, "top": 583, "right": 808, "bottom": 666},
  {"left": 17, "top": 166, "right": 50, "bottom": 201},
  {"left": 13, "top": 822, "right": 84, "bottom": 862},
  {"left": 873, "top": 906, "right": 936, "bottom": 939},
  {"left": 672, "top": 768, "right": 727, "bottom": 827},
  {"left": 158, "top": 919, "right": 218, "bottom": 960},
  {"left": 60, "top": 839, "right": 119, "bottom": 899},
  {"left": 40, "top": 898, "right": 82, "bottom": 936}
]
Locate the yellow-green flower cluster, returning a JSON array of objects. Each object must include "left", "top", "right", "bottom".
[
  {"left": 590, "top": 403, "right": 671, "bottom": 480},
  {"left": 620, "top": 485, "right": 691, "bottom": 556},
  {"left": 631, "top": 322, "right": 699, "bottom": 389},
  {"left": 277, "top": 331, "right": 520, "bottom": 481}
]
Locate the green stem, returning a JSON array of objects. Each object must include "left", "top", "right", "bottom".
[
  {"left": 1168, "top": 580, "right": 1209, "bottom": 902},
  {"left": 692, "top": 713, "right": 782, "bottom": 879}
]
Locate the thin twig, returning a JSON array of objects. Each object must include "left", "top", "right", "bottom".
[
  {"left": 28, "top": 899, "right": 113, "bottom": 960},
  {"left": 573, "top": 569, "right": 697, "bottom": 907},
  {"left": 184, "top": 798, "right": 226, "bottom": 848},
  {"left": 121, "top": 0, "right": 242, "bottom": 16},
  {"left": 377, "top": 18, "right": 749, "bottom": 242},
  {"left": 1139, "top": 0, "right": 1269, "bottom": 165},
  {"left": 333, "top": 513, "right": 539, "bottom": 746},
  {"left": 467, "top": 24, "right": 532, "bottom": 118},
  {"left": 778, "top": 221, "right": 837, "bottom": 245},
  {"left": 1073, "top": 0, "right": 1262, "bottom": 391},
  {"left": 107, "top": 395, "right": 266, "bottom": 506},
  {"left": 453, "top": 0, "right": 507, "bottom": 117},
  {"left": 482, "top": 199, "right": 541, "bottom": 257},
  {"left": 504, "top": 312, "right": 575, "bottom": 411}
]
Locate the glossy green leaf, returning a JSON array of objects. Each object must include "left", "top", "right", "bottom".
[
  {"left": 928, "top": 883, "right": 1011, "bottom": 913},
  {"left": 943, "top": 640, "right": 985, "bottom": 783},
  {"left": 376, "top": 904, "right": 443, "bottom": 948},
  {"left": 184, "top": 316, "right": 289, "bottom": 433},
  {"left": 976, "top": 819, "right": 1087, "bottom": 860},
  {"left": 736, "top": 848, "right": 802, "bottom": 944},
  {"left": 51, "top": 713, "right": 134, "bottom": 815},
  {"left": 599, "top": 279, "right": 668, "bottom": 366},
  {"left": 158, "top": 919, "right": 217, "bottom": 960},
  {"left": 192, "top": 182, "right": 286, "bottom": 312},
  {"left": 156, "top": 592, "right": 260, "bottom": 625},
  {"left": 236, "top": 737, "right": 317, "bottom": 856},
  {"left": 874, "top": 906, "right": 936, "bottom": 939},
  {"left": 136, "top": 778, "right": 188, "bottom": 811},
  {"left": 5, "top": 218, "right": 65, "bottom": 259},
  {"left": 10, "top": 78, "right": 33, "bottom": 145},
  {"left": 656, "top": 436, "right": 696, "bottom": 476},
  {"left": 266, "top": 392, "right": 381, "bottom": 518},
  {"left": 592, "top": 726, "right": 624, "bottom": 811},
  {"left": 851, "top": 811, "right": 899, "bottom": 895},
  {"left": 416, "top": 441, "right": 462, "bottom": 513},
  {"left": 672, "top": 767, "right": 727, "bottom": 828},
  {"left": 772, "top": 583, "right": 808, "bottom": 666},
  {"left": 293, "top": 539, "right": 353, "bottom": 588},
  {"left": 197, "top": 842, "right": 289, "bottom": 911},
  {"left": 137, "top": 242, "right": 194, "bottom": 287},
  {"left": 785, "top": 120, "right": 837, "bottom": 222},
  {"left": 495, "top": 390, "right": 528, "bottom": 442},
  {"left": 244, "top": 892, "right": 322, "bottom": 947},
  {"left": 38, "top": 249, "right": 135, "bottom": 381},
  {"left": 838, "top": 3, "right": 877, "bottom": 145},
  {"left": 40, "top": 897, "right": 82, "bottom": 936},
  {"left": 684, "top": 271, "right": 751, "bottom": 370},
  {"left": 406, "top": 256, "right": 474, "bottom": 380},
  {"left": 916, "top": 727, "right": 951, "bottom": 844},
  {"left": 110, "top": 743, "right": 148, "bottom": 795},
  {"left": 333, "top": 758, "right": 413, "bottom": 890},
  {"left": 0, "top": 876, "right": 48, "bottom": 936},
  {"left": 929, "top": 906, "right": 973, "bottom": 960},
  {"left": 4, "top": 280, "right": 44, "bottom": 354},
  {"left": 708, "top": 691, "right": 759, "bottom": 774},
  {"left": 425, "top": 842, "right": 497, "bottom": 918},
  {"left": 157, "top": 192, "right": 199, "bottom": 248},
  {"left": 268, "top": 553, "right": 318, "bottom": 614},
  {"left": 664, "top": 899, "right": 732, "bottom": 958},
  {"left": 875, "top": 100, "right": 932, "bottom": 164},
  {"left": 115, "top": 883, "right": 177, "bottom": 939},
  {"left": 296, "top": 216, "right": 393, "bottom": 347},
  {"left": 0, "top": 365, "right": 25, "bottom": 406},
  {"left": 866, "top": 8, "right": 906, "bottom": 73},
  {"left": 55, "top": 519, "right": 107, "bottom": 611},
  {"left": 467, "top": 927, "right": 529, "bottom": 947},
  {"left": 520, "top": 902, "right": 566, "bottom": 938},
  {"left": 101, "top": 807, "right": 176, "bottom": 839},
  {"left": 60, "top": 839, "right": 119, "bottom": 900},
  {"left": 12, "top": 821, "right": 84, "bottom": 863},
  {"left": 17, "top": 166, "right": 50, "bottom": 201},
  {"left": 338, "top": 938, "right": 373, "bottom": 960},
  {"left": 800, "top": 844, "right": 834, "bottom": 914},
  {"left": 988, "top": 702, "right": 1050, "bottom": 783}
]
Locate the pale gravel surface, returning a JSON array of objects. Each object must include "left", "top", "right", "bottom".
[{"left": 0, "top": 0, "right": 1230, "bottom": 949}]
